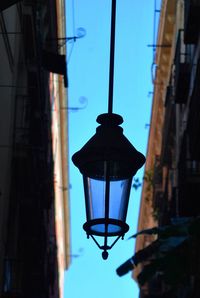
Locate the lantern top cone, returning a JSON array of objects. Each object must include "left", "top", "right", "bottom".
[{"left": 72, "top": 113, "right": 145, "bottom": 179}]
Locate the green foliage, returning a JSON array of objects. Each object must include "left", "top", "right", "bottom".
[
  {"left": 137, "top": 237, "right": 189, "bottom": 286},
  {"left": 143, "top": 169, "right": 154, "bottom": 185},
  {"left": 143, "top": 169, "right": 154, "bottom": 201},
  {"left": 117, "top": 216, "right": 200, "bottom": 296},
  {"left": 130, "top": 217, "right": 192, "bottom": 239},
  {"left": 132, "top": 177, "right": 142, "bottom": 190}
]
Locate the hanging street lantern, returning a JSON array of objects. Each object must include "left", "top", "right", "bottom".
[
  {"left": 72, "top": 0, "right": 146, "bottom": 259},
  {"left": 72, "top": 113, "right": 145, "bottom": 259}
]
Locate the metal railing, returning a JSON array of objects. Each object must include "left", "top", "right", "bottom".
[
  {"left": 184, "top": 0, "right": 200, "bottom": 44},
  {"left": 2, "top": 259, "right": 22, "bottom": 296},
  {"left": 174, "top": 30, "right": 191, "bottom": 103}
]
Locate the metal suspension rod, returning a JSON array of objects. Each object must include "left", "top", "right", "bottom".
[{"left": 108, "top": 0, "right": 116, "bottom": 114}]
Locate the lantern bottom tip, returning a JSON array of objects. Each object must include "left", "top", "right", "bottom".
[{"left": 102, "top": 250, "right": 109, "bottom": 260}]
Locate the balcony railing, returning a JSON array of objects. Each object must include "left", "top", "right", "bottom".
[
  {"left": 153, "top": 156, "right": 163, "bottom": 186},
  {"left": 187, "top": 57, "right": 200, "bottom": 160},
  {"left": 2, "top": 259, "right": 22, "bottom": 297},
  {"left": 179, "top": 132, "right": 200, "bottom": 183},
  {"left": 185, "top": 160, "right": 200, "bottom": 183},
  {"left": 152, "top": 156, "right": 163, "bottom": 210},
  {"left": 184, "top": 0, "right": 200, "bottom": 44},
  {"left": 178, "top": 158, "right": 200, "bottom": 216},
  {"left": 174, "top": 30, "right": 191, "bottom": 103},
  {"left": 160, "top": 85, "right": 175, "bottom": 165},
  {"left": 164, "top": 85, "right": 172, "bottom": 107}
]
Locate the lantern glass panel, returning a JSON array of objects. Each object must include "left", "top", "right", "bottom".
[
  {"left": 109, "top": 178, "right": 132, "bottom": 220},
  {"left": 83, "top": 170, "right": 132, "bottom": 235}
]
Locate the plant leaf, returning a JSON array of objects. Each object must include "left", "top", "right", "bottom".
[
  {"left": 116, "top": 257, "right": 134, "bottom": 277},
  {"left": 129, "top": 227, "right": 159, "bottom": 239},
  {"left": 159, "top": 236, "right": 188, "bottom": 252}
]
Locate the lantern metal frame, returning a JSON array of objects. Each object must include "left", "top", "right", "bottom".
[{"left": 72, "top": 0, "right": 146, "bottom": 259}]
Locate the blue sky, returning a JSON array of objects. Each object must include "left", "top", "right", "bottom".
[{"left": 64, "top": 1, "right": 160, "bottom": 297}]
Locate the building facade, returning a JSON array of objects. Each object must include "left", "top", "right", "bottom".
[
  {"left": 134, "top": 0, "right": 200, "bottom": 296},
  {"left": 0, "top": 1, "right": 70, "bottom": 297}
]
